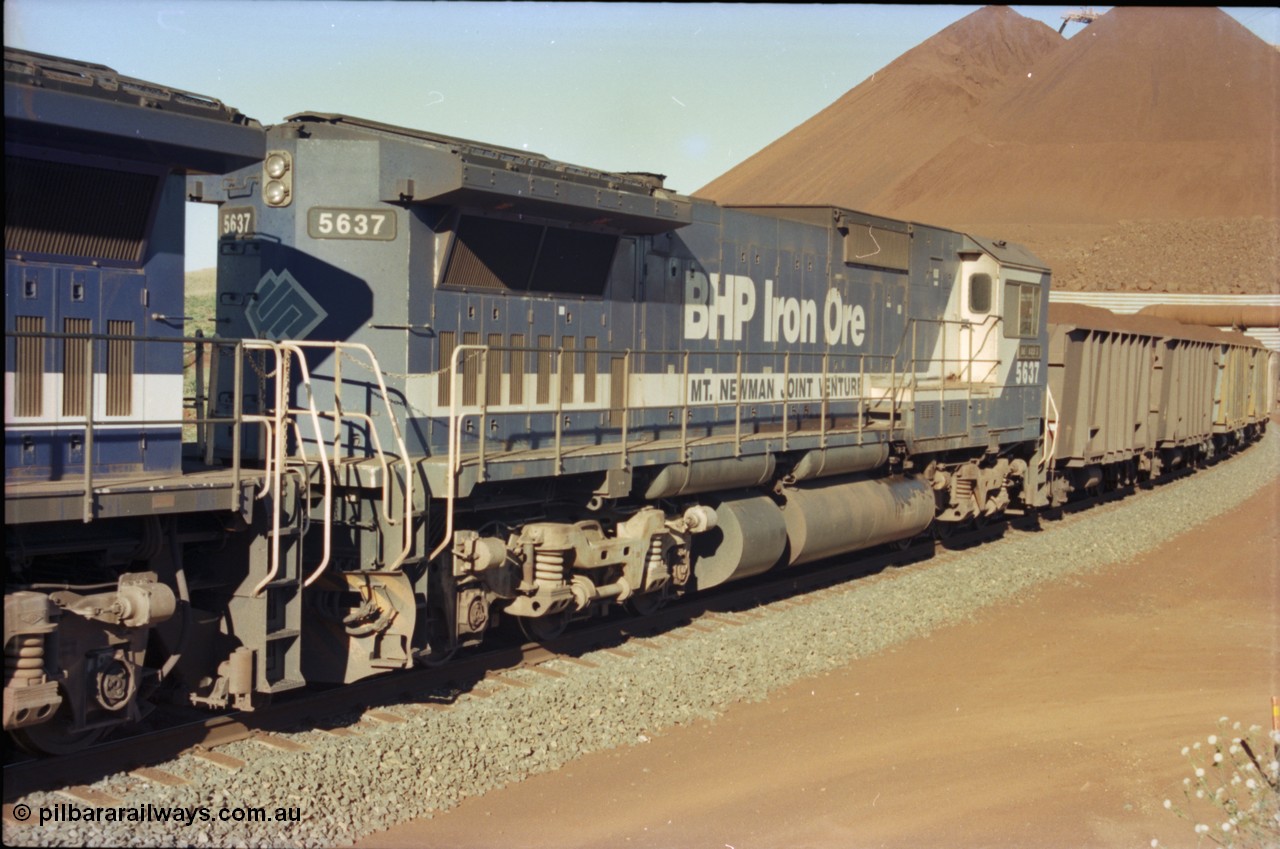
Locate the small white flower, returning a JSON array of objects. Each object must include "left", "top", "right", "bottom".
[
  {"left": 1195, "top": 824, "right": 1209, "bottom": 834},
  {"left": 1194, "top": 742, "right": 1202, "bottom": 750},
  {"left": 1184, "top": 777, "right": 1192, "bottom": 786},
  {"left": 1246, "top": 779, "right": 1258, "bottom": 790},
  {"left": 1150, "top": 840, "right": 1158, "bottom": 849},
  {"left": 1196, "top": 789, "right": 1205, "bottom": 799},
  {"left": 1181, "top": 746, "right": 1190, "bottom": 756},
  {"left": 1221, "top": 823, "right": 1232, "bottom": 832},
  {"left": 1233, "top": 721, "right": 1242, "bottom": 730},
  {"left": 1196, "top": 767, "right": 1206, "bottom": 778},
  {"left": 1164, "top": 799, "right": 1173, "bottom": 810},
  {"left": 1219, "top": 716, "right": 1229, "bottom": 723},
  {"left": 1229, "top": 744, "right": 1241, "bottom": 755},
  {"left": 1214, "top": 753, "right": 1224, "bottom": 763},
  {"left": 1208, "top": 735, "right": 1218, "bottom": 745}
]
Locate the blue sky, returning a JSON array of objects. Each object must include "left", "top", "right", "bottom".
[{"left": 6, "top": 2, "right": 1276, "bottom": 270}]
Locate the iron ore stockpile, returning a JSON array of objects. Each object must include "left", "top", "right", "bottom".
[
  {"left": 699, "top": 6, "right": 1279, "bottom": 295},
  {"left": 5, "top": 437, "right": 1277, "bottom": 848}
]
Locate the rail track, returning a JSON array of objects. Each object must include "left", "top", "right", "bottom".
[{"left": 0, "top": 452, "right": 1234, "bottom": 812}]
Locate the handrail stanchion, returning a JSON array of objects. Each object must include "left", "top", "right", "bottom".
[
  {"left": 554, "top": 346, "right": 564, "bottom": 471},
  {"left": 194, "top": 329, "right": 206, "bottom": 452},
  {"left": 782, "top": 351, "right": 790, "bottom": 451},
  {"left": 82, "top": 338, "right": 94, "bottom": 523},
  {"left": 621, "top": 350, "right": 631, "bottom": 468},
  {"left": 734, "top": 351, "right": 743, "bottom": 456},
  {"left": 680, "top": 351, "right": 690, "bottom": 462},
  {"left": 232, "top": 343, "right": 245, "bottom": 508},
  {"left": 478, "top": 345, "right": 489, "bottom": 482},
  {"left": 820, "top": 352, "right": 829, "bottom": 448}
]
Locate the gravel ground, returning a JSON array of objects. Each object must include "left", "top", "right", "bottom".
[{"left": 6, "top": 432, "right": 1277, "bottom": 848}]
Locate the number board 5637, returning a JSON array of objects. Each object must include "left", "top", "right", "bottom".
[{"left": 307, "top": 208, "right": 397, "bottom": 241}]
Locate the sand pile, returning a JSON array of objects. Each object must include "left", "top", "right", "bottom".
[{"left": 698, "top": 7, "right": 1279, "bottom": 294}]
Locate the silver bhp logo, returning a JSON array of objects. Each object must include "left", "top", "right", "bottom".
[{"left": 245, "top": 269, "right": 327, "bottom": 340}]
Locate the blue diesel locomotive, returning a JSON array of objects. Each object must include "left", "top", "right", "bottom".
[
  {"left": 191, "top": 112, "right": 1049, "bottom": 688},
  {"left": 4, "top": 50, "right": 1270, "bottom": 753}
]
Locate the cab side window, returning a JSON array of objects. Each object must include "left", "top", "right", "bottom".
[
  {"left": 1002, "top": 282, "right": 1040, "bottom": 338},
  {"left": 969, "top": 273, "right": 992, "bottom": 314}
]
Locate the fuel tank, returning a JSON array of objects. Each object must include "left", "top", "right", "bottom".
[{"left": 781, "top": 475, "right": 934, "bottom": 567}]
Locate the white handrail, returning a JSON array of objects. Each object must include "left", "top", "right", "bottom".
[
  {"left": 427, "top": 343, "right": 487, "bottom": 563},
  {"left": 276, "top": 342, "right": 334, "bottom": 589},
  {"left": 244, "top": 341, "right": 287, "bottom": 598}
]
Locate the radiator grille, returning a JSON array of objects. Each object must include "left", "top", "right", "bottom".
[
  {"left": 62, "top": 317, "right": 93, "bottom": 416},
  {"left": 442, "top": 217, "right": 540, "bottom": 292},
  {"left": 509, "top": 334, "right": 525, "bottom": 405},
  {"left": 560, "top": 335, "right": 576, "bottom": 404},
  {"left": 437, "top": 331, "right": 455, "bottom": 406},
  {"left": 15, "top": 316, "right": 45, "bottom": 417},
  {"left": 583, "top": 336, "right": 597, "bottom": 404},
  {"left": 441, "top": 215, "right": 616, "bottom": 296},
  {"left": 106, "top": 320, "right": 133, "bottom": 416},
  {"left": 5, "top": 156, "right": 157, "bottom": 263},
  {"left": 461, "top": 331, "right": 480, "bottom": 406},
  {"left": 536, "top": 335, "right": 552, "bottom": 405},
  {"left": 486, "top": 333, "right": 502, "bottom": 406}
]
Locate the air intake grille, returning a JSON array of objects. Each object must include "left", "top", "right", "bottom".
[
  {"left": 106, "top": 320, "right": 133, "bottom": 416},
  {"left": 15, "top": 315, "right": 45, "bottom": 417},
  {"left": 5, "top": 156, "right": 157, "bottom": 263},
  {"left": 442, "top": 215, "right": 617, "bottom": 296},
  {"left": 62, "top": 318, "right": 93, "bottom": 416}
]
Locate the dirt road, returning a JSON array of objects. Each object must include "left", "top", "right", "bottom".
[{"left": 359, "top": 479, "right": 1279, "bottom": 849}]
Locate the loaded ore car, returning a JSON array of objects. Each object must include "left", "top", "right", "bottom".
[
  {"left": 3, "top": 48, "right": 264, "bottom": 751},
  {"left": 188, "top": 111, "right": 1050, "bottom": 693},
  {"left": 1041, "top": 304, "right": 1271, "bottom": 504}
]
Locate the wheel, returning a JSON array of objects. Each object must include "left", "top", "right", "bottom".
[
  {"left": 889, "top": 532, "right": 918, "bottom": 552},
  {"left": 931, "top": 519, "right": 957, "bottom": 542},
  {"left": 9, "top": 714, "right": 105, "bottom": 756},
  {"left": 627, "top": 591, "right": 667, "bottom": 617},
  {"left": 517, "top": 610, "right": 571, "bottom": 643}
]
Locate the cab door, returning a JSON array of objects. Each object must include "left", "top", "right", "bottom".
[{"left": 958, "top": 255, "right": 1002, "bottom": 385}]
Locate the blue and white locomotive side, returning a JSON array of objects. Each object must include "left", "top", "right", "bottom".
[
  {"left": 194, "top": 111, "right": 1049, "bottom": 668},
  {"left": 4, "top": 49, "right": 263, "bottom": 485},
  {"left": 203, "top": 113, "right": 1047, "bottom": 474},
  {"left": 3, "top": 48, "right": 264, "bottom": 752}
]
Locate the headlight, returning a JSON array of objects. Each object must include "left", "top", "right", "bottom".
[
  {"left": 263, "top": 150, "right": 292, "bottom": 206},
  {"left": 265, "top": 153, "right": 289, "bottom": 179}
]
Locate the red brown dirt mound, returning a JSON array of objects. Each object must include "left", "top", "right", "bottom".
[
  {"left": 696, "top": 6, "right": 1063, "bottom": 208},
  {"left": 883, "top": 7, "right": 1280, "bottom": 228},
  {"left": 698, "top": 7, "right": 1280, "bottom": 295}
]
